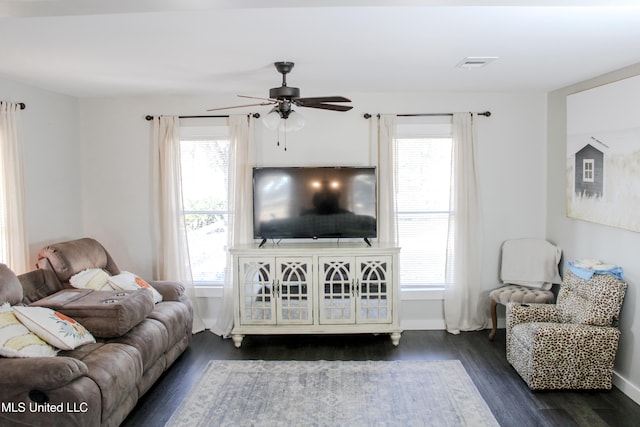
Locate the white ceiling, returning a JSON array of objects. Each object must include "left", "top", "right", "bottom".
[{"left": 1, "top": 1, "right": 640, "bottom": 98}]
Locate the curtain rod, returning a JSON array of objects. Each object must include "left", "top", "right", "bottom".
[
  {"left": 363, "top": 111, "right": 491, "bottom": 119},
  {"left": 145, "top": 113, "right": 260, "bottom": 121},
  {"left": 1, "top": 102, "right": 26, "bottom": 110}
]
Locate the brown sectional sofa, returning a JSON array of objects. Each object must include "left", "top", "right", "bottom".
[{"left": 0, "top": 238, "right": 194, "bottom": 427}]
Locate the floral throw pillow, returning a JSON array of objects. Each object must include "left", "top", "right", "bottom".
[
  {"left": 108, "top": 271, "right": 163, "bottom": 303},
  {"left": 12, "top": 306, "right": 96, "bottom": 350},
  {"left": 0, "top": 303, "right": 57, "bottom": 357}
]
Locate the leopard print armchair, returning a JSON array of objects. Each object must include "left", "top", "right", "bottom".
[{"left": 506, "top": 270, "right": 627, "bottom": 390}]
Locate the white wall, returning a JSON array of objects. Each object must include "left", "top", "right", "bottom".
[
  {"left": 76, "top": 91, "right": 548, "bottom": 329},
  {"left": 0, "top": 76, "right": 81, "bottom": 268},
  {"left": 0, "top": 77, "right": 548, "bottom": 334},
  {"left": 5, "top": 63, "right": 637, "bottom": 402},
  {"left": 547, "top": 63, "right": 640, "bottom": 403}
]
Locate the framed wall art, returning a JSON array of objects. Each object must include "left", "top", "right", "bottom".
[{"left": 566, "top": 74, "right": 640, "bottom": 232}]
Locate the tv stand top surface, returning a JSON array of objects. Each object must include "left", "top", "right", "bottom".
[
  {"left": 258, "top": 237, "right": 375, "bottom": 248},
  {"left": 231, "top": 241, "right": 400, "bottom": 254}
]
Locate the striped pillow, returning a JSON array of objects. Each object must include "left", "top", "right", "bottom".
[{"left": 69, "top": 268, "right": 114, "bottom": 290}]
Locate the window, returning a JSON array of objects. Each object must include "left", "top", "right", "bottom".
[
  {"left": 180, "top": 122, "right": 230, "bottom": 285},
  {"left": 583, "top": 159, "right": 594, "bottom": 182},
  {"left": 395, "top": 118, "right": 453, "bottom": 290}
]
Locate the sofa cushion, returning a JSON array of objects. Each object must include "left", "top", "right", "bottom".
[
  {"left": 12, "top": 306, "right": 96, "bottom": 350},
  {"left": 0, "top": 303, "right": 57, "bottom": 357},
  {"left": 17, "top": 269, "right": 65, "bottom": 304},
  {"left": 63, "top": 342, "right": 143, "bottom": 423},
  {"left": 37, "top": 237, "right": 121, "bottom": 283},
  {"left": 30, "top": 288, "right": 155, "bottom": 338},
  {"left": 0, "top": 354, "right": 88, "bottom": 390},
  {"left": 109, "top": 318, "right": 169, "bottom": 372},
  {"left": 0, "top": 263, "right": 23, "bottom": 305},
  {"left": 146, "top": 300, "right": 193, "bottom": 348}
]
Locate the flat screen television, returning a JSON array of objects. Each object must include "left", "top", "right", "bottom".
[{"left": 253, "top": 166, "right": 377, "bottom": 245}]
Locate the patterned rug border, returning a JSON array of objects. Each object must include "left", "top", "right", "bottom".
[{"left": 166, "top": 359, "right": 499, "bottom": 427}]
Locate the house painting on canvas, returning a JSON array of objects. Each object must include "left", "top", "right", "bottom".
[
  {"left": 566, "top": 74, "right": 640, "bottom": 233},
  {"left": 573, "top": 143, "right": 604, "bottom": 198}
]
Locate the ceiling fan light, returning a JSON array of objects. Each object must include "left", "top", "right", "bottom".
[
  {"left": 283, "top": 110, "right": 305, "bottom": 132},
  {"left": 262, "top": 110, "right": 281, "bottom": 130}
]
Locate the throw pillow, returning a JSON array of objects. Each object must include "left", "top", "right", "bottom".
[
  {"left": 69, "top": 268, "right": 113, "bottom": 290},
  {"left": 557, "top": 270, "right": 627, "bottom": 326},
  {"left": 12, "top": 306, "right": 96, "bottom": 350},
  {"left": 108, "top": 272, "right": 163, "bottom": 303},
  {"left": 0, "top": 303, "right": 57, "bottom": 357}
]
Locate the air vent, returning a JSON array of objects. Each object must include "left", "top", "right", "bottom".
[{"left": 456, "top": 57, "right": 498, "bottom": 69}]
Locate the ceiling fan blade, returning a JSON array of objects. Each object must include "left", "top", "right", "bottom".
[
  {"left": 295, "top": 96, "right": 351, "bottom": 105},
  {"left": 299, "top": 103, "right": 353, "bottom": 112},
  {"left": 238, "top": 95, "right": 280, "bottom": 103},
  {"left": 206, "top": 102, "right": 274, "bottom": 112}
]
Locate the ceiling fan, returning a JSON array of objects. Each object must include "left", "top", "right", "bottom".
[{"left": 207, "top": 62, "right": 353, "bottom": 119}]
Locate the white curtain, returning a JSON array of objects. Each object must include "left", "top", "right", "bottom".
[
  {"left": 375, "top": 115, "right": 398, "bottom": 244},
  {"left": 151, "top": 116, "right": 205, "bottom": 333},
  {"left": 0, "top": 102, "right": 29, "bottom": 274},
  {"left": 443, "top": 113, "right": 486, "bottom": 334},
  {"left": 210, "top": 115, "right": 255, "bottom": 337}
]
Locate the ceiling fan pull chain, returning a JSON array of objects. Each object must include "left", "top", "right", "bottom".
[
  {"left": 276, "top": 122, "right": 281, "bottom": 148},
  {"left": 276, "top": 121, "right": 282, "bottom": 148},
  {"left": 284, "top": 120, "right": 288, "bottom": 151}
]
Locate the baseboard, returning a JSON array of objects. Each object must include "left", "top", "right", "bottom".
[{"left": 613, "top": 371, "right": 640, "bottom": 405}]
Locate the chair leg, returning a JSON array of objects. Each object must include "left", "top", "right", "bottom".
[{"left": 489, "top": 299, "right": 498, "bottom": 341}]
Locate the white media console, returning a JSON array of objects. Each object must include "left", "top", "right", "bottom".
[{"left": 230, "top": 242, "right": 401, "bottom": 348}]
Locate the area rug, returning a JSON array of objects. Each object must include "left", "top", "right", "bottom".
[{"left": 165, "top": 360, "right": 499, "bottom": 427}]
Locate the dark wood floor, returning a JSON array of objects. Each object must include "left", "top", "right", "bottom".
[{"left": 122, "top": 330, "right": 640, "bottom": 427}]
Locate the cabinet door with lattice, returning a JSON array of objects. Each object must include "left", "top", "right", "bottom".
[
  {"left": 318, "top": 257, "right": 356, "bottom": 324},
  {"left": 238, "top": 257, "right": 276, "bottom": 325},
  {"left": 356, "top": 256, "right": 392, "bottom": 323},
  {"left": 275, "top": 257, "right": 313, "bottom": 325}
]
